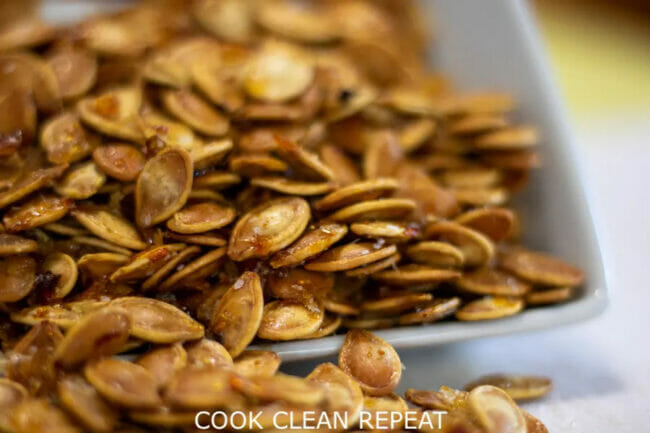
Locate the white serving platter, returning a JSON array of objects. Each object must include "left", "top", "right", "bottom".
[{"left": 42, "top": 0, "right": 608, "bottom": 361}]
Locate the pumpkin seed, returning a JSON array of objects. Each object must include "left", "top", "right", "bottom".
[
  {"left": 243, "top": 42, "right": 314, "bottom": 102},
  {"left": 58, "top": 375, "right": 117, "bottom": 433},
  {"left": 0, "top": 255, "right": 36, "bottom": 302},
  {"left": 72, "top": 206, "right": 146, "bottom": 250},
  {"left": 455, "top": 297, "right": 524, "bottom": 321},
  {"left": 158, "top": 247, "right": 226, "bottom": 291},
  {"left": 210, "top": 272, "right": 263, "bottom": 357},
  {"left": 54, "top": 308, "right": 131, "bottom": 369},
  {"left": 163, "top": 367, "right": 237, "bottom": 410},
  {"left": 3, "top": 194, "right": 72, "bottom": 232},
  {"left": 469, "top": 385, "right": 526, "bottom": 433},
  {"left": 136, "top": 344, "right": 187, "bottom": 389},
  {"left": 77, "top": 87, "right": 143, "bottom": 142},
  {"left": 55, "top": 161, "right": 106, "bottom": 200},
  {"left": 135, "top": 147, "right": 193, "bottom": 228},
  {"left": 185, "top": 338, "right": 234, "bottom": 370},
  {"left": 314, "top": 178, "right": 399, "bottom": 211},
  {"left": 257, "top": 299, "right": 325, "bottom": 341},
  {"left": 92, "top": 144, "right": 145, "bottom": 181},
  {"left": 399, "top": 297, "right": 461, "bottom": 325},
  {"left": 465, "top": 374, "right": 552, "bottom": 402},
  {"left": 305, "top": 243, "right": 397, "bottom": 272},
  {"left": 270, "top": 223, "right": 348, "bottom": 268},
  {"left": 40, "top": 112, "right": 98, "bottom": 165},
  {"left": 109, "top": 297, "right": 204, "bottom": 343},
  {"left": 328, "top": 198, "right": 416, "bottom": 222},
  {"left": 167, "top": 202, "right": 235, "bottom": 234},
  {"left": 42, "top": 252, "right": 78, "bottom": 299},
  {"left": 338, "top": 329, "right": 401, "bottom": 396},
  {"left": 526, "top": 287, "right": 573, "bottom": 305},
  {"left": 233, "top": 350, "right": 281, "bottom": 378},
  {"left": 162, "top": 89, "right": 229, "bottom": 137},
  {"left": 228, "top": 198, "right": 310, "bottom": 261},
  {"left": 406, "top": 241, "right": 465, "bottom": 268},
  {"left": 499, "top": 246, "right": 585, "bottom": 287},
  {"left": 84, "top": 358, "right": 162, "bottom": 409},
  {"left": 47, "top": 45, "right": 97, "bottom": 100},
  {"left": 373, "top": 264, "right": 461, "bottom": 287}
]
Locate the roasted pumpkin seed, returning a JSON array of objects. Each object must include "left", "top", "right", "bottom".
[
  {"left": 305, "top": 243, "right": 397, "bottom": 272},
  {"left": 269, "top": 223, "right": 348, "bottom": 268},
  {"left": 455, "top": 297, "right": 525, "bottom": 321},
  {"left": 135, "top": 147, "right": 193, "bottom": 228},
  {"left": 338, "top": 329, "right": 401, "bottom": 396},
  {"left": 210, "top": 272, "right": 263, "bottom": 357},
  {"left": 465, "top": 374, "right": 552, "bottom": 402}
]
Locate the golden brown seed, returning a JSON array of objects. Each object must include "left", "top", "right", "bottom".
[
  {"left": 399, "top": 297, "right": 462, "bottom": 325},
  {"left": 110, "top": 244, "right": 185, "bottom": 283},
  {"left": 229, "top": 154, "right": 288, "bottom": 177},
  {"left": 7, "top": 321, "right": 63, "bottom": 397},
  {"left": 258, "top": 299, "right": 325, "bottom": 341},
  {"left": 78, "top": 253, "right": 129, "bottom": 282},
  {"left": 499, "top": 247, "right": 585, "bottom": 287},
  {"left": 3, "top": 194, "right": 72, "bottom": 232},
  {"left": 136, "top": 344, "right": 187, "bottom": 389},
  {"left": 233, "top": 350, "right": 281, "bottom": 378},
  {"left": 275, "top": 134, "right": 335, "bottom": 181},
  {"left": 373, "top": 264, "right": 461, "bottom": 287},
  {"left": 228, "top": 197, "right": 310, "bottom": 261},
  {"left": 474, "top": 126, "right": 538, "bottom": 150},
  {"left": 193, "top": 171, "right": 241, "bottom": 189},
  {"left": 235, "top": 372, "right": 325, "bottom": 407},
  {"left": 55, "top": 161, "right": 106, "bottom": 200},
  {"left": 270, "top": 223, "right": 348, "bottom": 268},
  {"left": 0, "top": 255, "right": 36, "bottom": 302},
  {"left": 449, "top": 113, "right": 508, "bottom": 135},
  {"left": 72, "top": 236, "right": 133, "bottom": 255},
  {"left": 211, "top": 272, "right": 264, "bottom": 357},
  {"left": 350, "top": 221, "right": 421, "bottom": 243},
  {"left": 338, "top": 330, "right": 402, "bottom": 396},
  {"left": 256, "top": 0, "right": 337, "bottom": 43},
  {"left": 0, "top": 164, "right": 67, "bottom": 209},
  {"left": 164, "top": 367, "right": 237, "bottom": 410},
  {"left": 54, "top": 308, "right": 131, "bottom": 369},
  {"left": 84, "top": 358, "right": 162, "bottom": 409},
  {"left": 243, "top": 42, "right": 314, "bottom": 102},
  {"left": 141, "top": 245, "right": 201, "bottom": 291},
  {"left": 345, "top": 252, "right": 401, "bottom": 277},
  {"left": 109, "top": 297, "right": 204, "bottom": 343},
  {"left": 164, "top": 232, "right": 227, "bottom": 247},
  {"left": 47, "top": 45, "right": 97, "bottom": 100},
  {"left": 305, "top": 243, "right": 397, "bottom": 272},
  {"left": 72, "top": 206, "right": 146, "bottom": 250},
  {"left": 11, "top": 398, "right": 81, "bottom": 433},
  {"left": 314, "top": 178, "right": 400, "bottom": 211},
  {"left": 58, "top": 375, "right": 117, "bottom": 433},
  {"left": 162, "top": 89, "right": 229, "bottom": 137},
  {"left": 167, "top": 202, "right": 236, "bottom": 234},
  {"left": 42, "top": 252, "right": 78, "bottom": 299},
  {"left": 0, "top": 378, "right": 28, "bottom": 431},
  {"left": 77, "top": 87, "right": 143, "bottom": 142},
  {"left": 307, "top": 362, "right": 363, "bottom": 425},
  {"left": 10, "top": 301, "right": 107, "bottom": 330},
  {"left": 319, "top": 145, "right": 361, "bottom": 186},
  {"left": 362, "top": 394, "right": 409, "bottom": 429},
  {"left": 465, "top": 374, "right": 552, "bottom": 401},
  {"left": 526, "top": 287, "right": 573, "bottom": 305},
  {"left": 127, "top": 406, "right": 198, "bottom": 428},
  {"left": 406, "top": 241, "right": 465, "bottom": 268},
  {"left": 267, "top": 268, "right": 333, "bottom": 303},
  {"left": 455, "top": 297, "right": 524, "bottom": 321},
  {"left": 157, "top": 247, "right": 226, "bottom": 291},
  {"left": 361, "top": 293, "right": 433, "bottom": 315},
  {"left": 327, "top": 198, "right": 416, "bottom": 222},
  {"left": 399, "top": 118, "right": 436, "bottom": 153},
  {"left": 92, "top": 144, "right": 145, "bottom": 181},
  {"left": 425, "top": 221, "right": 495, "bottom": 267},
  {"left": 185, "top": 338, "right": 234, "bottom": 370},
  {"left": 251, "top": 177, "right": 336, "bottom": 196},
  {"left": 40, "top": 112, "right": 98, "bottom": 165},
  {"left": 295, "top": 314, "right": 342, "bottom": 339},
  {"left": 138, "top": 112, "right": 195, "bottom": 154},
  {"left": 469, "top": 385, "right": 527, "bottom": 433},
  {"left": 457, "top": 268, "right": 531, "bottom": 297},
  {"left": 404, "top": 388, "right": 454, "bottom": 410},
  {"left": 455, "top": 207, "right": 515, "bottom": 242},
  {"left": 136, "top": 147, "right": 193, "bottom": 228},
  {"left": 342, "top": 315, "right": 398, "bottom": 330}
]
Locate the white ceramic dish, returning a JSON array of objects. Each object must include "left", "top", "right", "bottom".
[{"left": 42, "top": 0, "right": 608, "bottom": 361}]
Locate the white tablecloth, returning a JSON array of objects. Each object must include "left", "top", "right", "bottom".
[{"left": 287, "top": 113, "right": 650, "bottom": 431}]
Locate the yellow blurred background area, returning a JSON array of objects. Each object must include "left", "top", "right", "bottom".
[{"left": 534, "top": 0, "right": 650, "bottom": 120}]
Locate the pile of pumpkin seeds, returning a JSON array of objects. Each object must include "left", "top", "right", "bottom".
[
  {"left": 0, "top": 0, "right": 577, "bottom": 429},
  {"left": 0, "top": 323, "right": 550, "bottom": 432}
]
